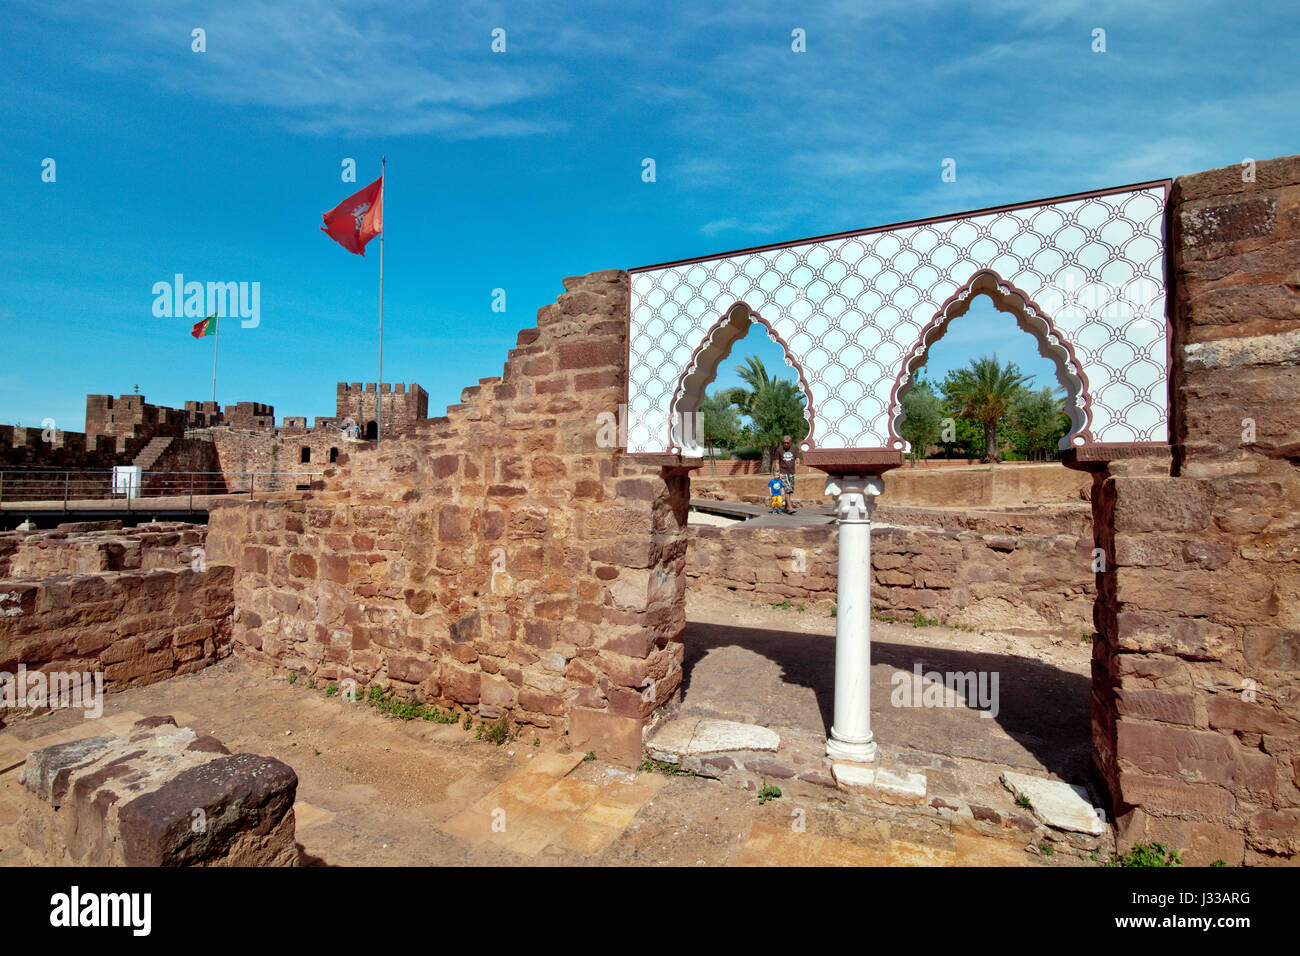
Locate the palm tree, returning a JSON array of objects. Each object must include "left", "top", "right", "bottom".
[
  {"left": 729, "top": 356, "right": 772, "bottom": 420},
  {"left": 728, "top": 356, "right": 808, "bottom": 470},
  {"left": 941, "top": 354, "right": 1032, "bottom": 462}
]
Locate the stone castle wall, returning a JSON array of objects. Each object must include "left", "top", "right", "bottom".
[
  {"left": 1090, "top": 155, "right": 1300, "bottom": 865},
  {"left": 206, "top": 271, "right": 690, "bottom": 764},
  {"left": 85, "top": 394, "right": 189, "bottom": 454},
  {"left": 194, "top": 428, "right": 346, "bottom": 490},
  {"left": 335, "top": 382, "right": 429, "bottom": 435}
]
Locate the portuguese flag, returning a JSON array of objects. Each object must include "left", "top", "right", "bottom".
[{"left": 191, "top": 313, "right": 217, "bottom": 338}]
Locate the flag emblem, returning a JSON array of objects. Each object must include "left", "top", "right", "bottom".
[
  {"left": 321, "top": 176, "right": 383, "bottom": 255},
  {"left": 191, "top": 313, "right": 217, "bottom": 338}
]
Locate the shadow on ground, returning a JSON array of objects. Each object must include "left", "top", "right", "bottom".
[{"left": 679, "top": 618, "right": 1092, "bottom": 783}]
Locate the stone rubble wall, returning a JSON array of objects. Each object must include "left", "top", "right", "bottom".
[
  {"left": 0, "top": 527, "right": 234, "bottom": 716},
  {"left": 206, "top": 271, "right": 691, "bottom": 765},
  {"left": 687, "top": 522, "right": 1095, "bottom": 636},
  {"left": 0, "top": 521, "right": 206, "bottom": 578},
  {"left": 691, "top": 463, "right": 1091, "bottom": 509},
  {"left": 195, "top": 427, "right": 347, "bottom": 490},
  {"left": 1092, "top": 154, "right": 1300, "bottom": 865}
]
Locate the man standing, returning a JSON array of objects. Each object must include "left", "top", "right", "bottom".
[{"left": 776, "top": 435, "right": 802, "bottom": 515}]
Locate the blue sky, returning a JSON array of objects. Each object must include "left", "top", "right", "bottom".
[{"left": 2, "top": 1, "right": 1296, "bottom": 431}]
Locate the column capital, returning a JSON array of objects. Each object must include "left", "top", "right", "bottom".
[{"left": 824, "top": 474, "right": 884, "bottom": 524}]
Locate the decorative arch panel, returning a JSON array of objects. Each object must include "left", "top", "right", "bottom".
[{"left": 626, "top": 182, "right": 1170, "bottom": 460}]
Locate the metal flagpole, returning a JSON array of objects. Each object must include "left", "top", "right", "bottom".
[
  {"left": 377, "top": 156, "right": 385, "bottom": 442},
  {"left": 211, "top": 314, "right": 219, "bottom": 404}
]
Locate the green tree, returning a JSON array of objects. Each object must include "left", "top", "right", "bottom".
[
  {"left": 899, "top": 381, "right": 943, "bottom": 466},
  {"left": 698, "top": 390, "right": 741, "bottom": 458},
  {"left": 728, "top": 356, "right": 809, "bottom": 470},
  {"left": 749, "top": 379, "right": 809, "bottom": 466},
  {"left": 940, "top": 354, "right": 1032, "bottom": 462},
  {"left": 1009, "top": 387, "right": 1070, "bottom": 461}
]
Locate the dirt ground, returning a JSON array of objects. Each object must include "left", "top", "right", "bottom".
[
  {"left": 680, "top": 593, "right": 1094, "bottom": 781},
  {"left": 0, "top": 592, "right": 1100, "bottom": 867}
]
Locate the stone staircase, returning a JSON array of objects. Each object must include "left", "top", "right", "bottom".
[{"left": 131, "top": 436, "right": 174, "bottom": 470}]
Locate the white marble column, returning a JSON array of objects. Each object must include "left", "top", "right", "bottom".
[{"left": 824, "top": 474, "right": 884, "bottom": 763}]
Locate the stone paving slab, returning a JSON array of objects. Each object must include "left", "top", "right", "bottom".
[
  {"left": 647, "top": 717, "right": 781, "bottom": 761},
  {"left": 1001, "top": 771, "right": 1104, "bottom": 836}
]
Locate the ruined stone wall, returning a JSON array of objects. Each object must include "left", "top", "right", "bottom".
[
  {"left": 0, "top": 554, "right": 234, "bottom": 715},
  {"left": 691, "top": 463, "right": 1091, "bottom": 509},
  {"left": 1, "top": 521, "right": 206, "bottom": 578},
  {"left": 206, "top": 271, "right": 690, "bottom": 764},
  {"left": 1091, "top": 155, "right": 1300, "bottom": 865},
  {"left": 687, "top": 521, "right": 1094, "bottom": 635}
]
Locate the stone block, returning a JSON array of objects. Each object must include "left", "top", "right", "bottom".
[
  {"left": 567, "top": 707, "right": 643, "bottom": 766},
  {"left": 19, "top": 720, "right": 297, "bottom": 866}
]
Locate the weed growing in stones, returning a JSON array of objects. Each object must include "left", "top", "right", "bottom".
[
  {"left": 1015, "top": 793, "right": 1034, "bottom": 811},
  {"left": 1039, "top": 841, "right": 1054, "bottom": 856},
  {"left": 758, "top": 783, "right": 782, "bottom": 804},
  {"left": 288, "top": 672, "right": 298, "bottom": 685},
  {"left": 1107, "top": 843, "right": 1182, "bottom": 867},
  {"left": 637, "top": 759, "right": 680, "bottom": 775},
  {"left": 480, "top": 717, "right": 512, "bottom": 745},
  {"left": 360, "top": 684, "right": 458, "bottom": 724},
  {"left": 326, "top": 684, "right": 338, "bottom": 697},
  {"left": 584, "top": 751, "right": 597, "bottom": 761}
]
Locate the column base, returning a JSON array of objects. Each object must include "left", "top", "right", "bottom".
[{"left": 826, "top": 730, "right": 877, "bottom": 763}]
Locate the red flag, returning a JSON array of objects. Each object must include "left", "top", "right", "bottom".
[{"left": 320, "top": 176, "right": 383, "bottom": 255}]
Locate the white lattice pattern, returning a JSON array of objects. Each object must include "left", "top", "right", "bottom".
[{"left": 627, "top": 186, "right": 1168, "bottom": 454}]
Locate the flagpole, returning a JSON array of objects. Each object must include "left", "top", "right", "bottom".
[
  {"left": 377, "top": 156, "right": 385, "bottom": 443},
  {"left": 211, "top": 315, "right": 219, "bottom": 404}
]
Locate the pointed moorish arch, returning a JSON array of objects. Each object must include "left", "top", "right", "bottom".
[
  {"left": 885, "top": 270, "right": 1096, "bottom": 453},
  {"left": 667, "top": 302, "right": 817, "bottom": 457}
]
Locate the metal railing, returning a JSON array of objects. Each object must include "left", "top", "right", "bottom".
[{"left": 0, "top": 470, "right": 321, "bottom": 510}]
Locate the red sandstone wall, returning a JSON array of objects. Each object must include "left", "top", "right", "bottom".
[
  {"left": 1092, "top": 155, "right": 1300, "bottom": 865},
  {"left": 0, "top": 556, "right": 234, "bottom": 717},
  {"left": 2, "top": 522, "right": 206, "bottom": 578},
  {"left": 206, "top": 271, "right": 691, "bottom": 764},
  {"left": 335, "top": 383, "right": 428, "bottom": 435},
  {"left": 687, "top": 522, "right": 1094, "bottom": 635},
  {"left": 198, "top": 428, "right": 342, "bottom": 491},
  {"left": 691, "top": 463, "right": 1091, "bottom": 509}
]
